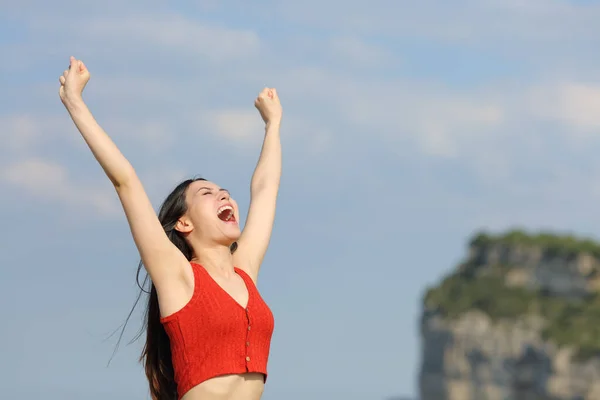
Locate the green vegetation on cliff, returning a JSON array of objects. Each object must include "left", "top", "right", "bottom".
[
  {"left": 424, "top": 266, "right": 539, "bottom": 320},
  {"left": 424, "top": 230, "right": 600, "bottom": 360},
  {"left": 470, "top": 229, "right": 600, "bottom": 258}
]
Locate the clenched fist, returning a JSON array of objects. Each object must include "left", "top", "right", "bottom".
[
  {"left": 254, "top": 88, "right": 282, "bottom": 125},
  {"left": 59, "top": 56, "right": 90, "bottom": 105}
]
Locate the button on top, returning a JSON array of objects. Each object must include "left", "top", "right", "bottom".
[
  {"left": 246, "top": 341, "right": 250, "bottom": 346},
  {"left": 248, "top": 326, "right": 251, "bottom": 331}
]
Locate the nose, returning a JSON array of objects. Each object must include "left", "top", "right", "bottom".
[{"left": 219, "top": 191, "right": 230, "bottom": 201}]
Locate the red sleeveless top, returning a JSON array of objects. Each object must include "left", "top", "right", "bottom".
[{"left": 160, "top": 263, "right": 275, "bottom": 399}]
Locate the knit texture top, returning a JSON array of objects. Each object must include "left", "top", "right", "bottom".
[{"left": 160, "top": 262, "right": 275, "bottom": 399}]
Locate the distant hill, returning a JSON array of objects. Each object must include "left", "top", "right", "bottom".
[{"left": 420, "top": 229, "right": 600, "bottom": 400}]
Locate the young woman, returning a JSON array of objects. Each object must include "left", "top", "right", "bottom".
[{"left": 58, "top": 56, "right": 282, "bottom": 400}]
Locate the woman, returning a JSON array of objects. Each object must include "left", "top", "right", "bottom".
[{"left": 58, "top": 56, "right": 282, "bottom": 400}]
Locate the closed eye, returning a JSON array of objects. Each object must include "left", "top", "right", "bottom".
[
  {"left": 196, "top": 186, "right": 228, "bottom": 196},
  {"left": 196, "top": 186, "right": 213, "bottom": 196}
]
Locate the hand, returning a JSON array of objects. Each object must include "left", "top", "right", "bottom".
[
  {"left": 254, "top": 87, "right": 282, "bottom": 125},
  {"left": 59, "top": 56, "right": 90, "bottom": 105}
]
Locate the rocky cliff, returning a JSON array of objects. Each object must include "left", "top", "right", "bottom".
[{"left": 419, "top": 230, "right": 600, "bottom": 400}]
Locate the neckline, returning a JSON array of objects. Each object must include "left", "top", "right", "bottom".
[{"left": 191, "top": 262, "right": 251, "bottom": 310}]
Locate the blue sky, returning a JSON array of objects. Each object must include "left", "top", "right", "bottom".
[{"left": 2, "top": 1, "right": 600, "bottom": 399}]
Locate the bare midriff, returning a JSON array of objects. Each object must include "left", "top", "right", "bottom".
[{"left": 182, "top": 373, "right": 265, "bottom": 400}]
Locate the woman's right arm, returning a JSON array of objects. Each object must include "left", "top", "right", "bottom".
[{"left": 59, "top": 57, "right": 188, "bottom": 286}]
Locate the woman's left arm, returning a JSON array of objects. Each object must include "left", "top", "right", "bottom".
[{"left": 234, "top": 88, "right": 283, "bottom": 281}]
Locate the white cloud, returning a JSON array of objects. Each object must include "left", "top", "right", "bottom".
[
  {"left": 527, "top": 82, "right": 600, "bottom": 131},
  {"left": 0, "top": 114, "right": 74, "bottom": 153},
  {"left": 48, "top": 13, "right": 261, "bottom": 63},
  {"left": 0, "top": 115, "right": 40, "bottom": 152},
  {"left": 202, "top": 109, "right": 263, "bottom": 142},
  {"left": 3, "top": 0, "right": 600, "bottom": 220},
  {"left": 326, "top": 36, "right": 395, "bottom": 67},
  {"left": 8, "top": 55, "right": 597, "bottom": 192},
  {"left": 411, "top": 100, "right": 504, "bottom": 158},
  {"left": 101, "top": 118, "right": 177, "bottom": 154},
  {"left": 277, "top": 67, "right": 506, "bottom": 158},
  {"left": 86, "top": 77, "right": 177, "bottom": 103},
  {"left": 0, "top": 12, "right": 262, "bottom": 75},
  {"left": 275, "top": 0, "right": 600, "bottom": 49},
  {"left": 0, "top": 158, "right": 119, "bottom": 216}
]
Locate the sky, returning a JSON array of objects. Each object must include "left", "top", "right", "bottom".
[{"left": 2, "top": 0, "right": 600, "bottom": 399}]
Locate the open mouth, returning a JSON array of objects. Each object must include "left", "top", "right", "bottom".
[{"left": 217, "top": 205, "right": 236, "bottom": 223}]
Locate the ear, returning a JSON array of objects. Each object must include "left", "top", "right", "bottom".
[{"left": 175, "top": 216, "right": 194, "bottom": 234}]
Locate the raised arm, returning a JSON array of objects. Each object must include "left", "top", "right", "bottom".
[
  {"left": 234, "top": 88, "right": 282, "bottom": 281},
  {"left": 59, "top": 57, "right": 188, "bottom": 289}
]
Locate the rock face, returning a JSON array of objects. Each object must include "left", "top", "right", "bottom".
[{"left": 420, "top": 231, "right": 600, "bottom": 400}]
